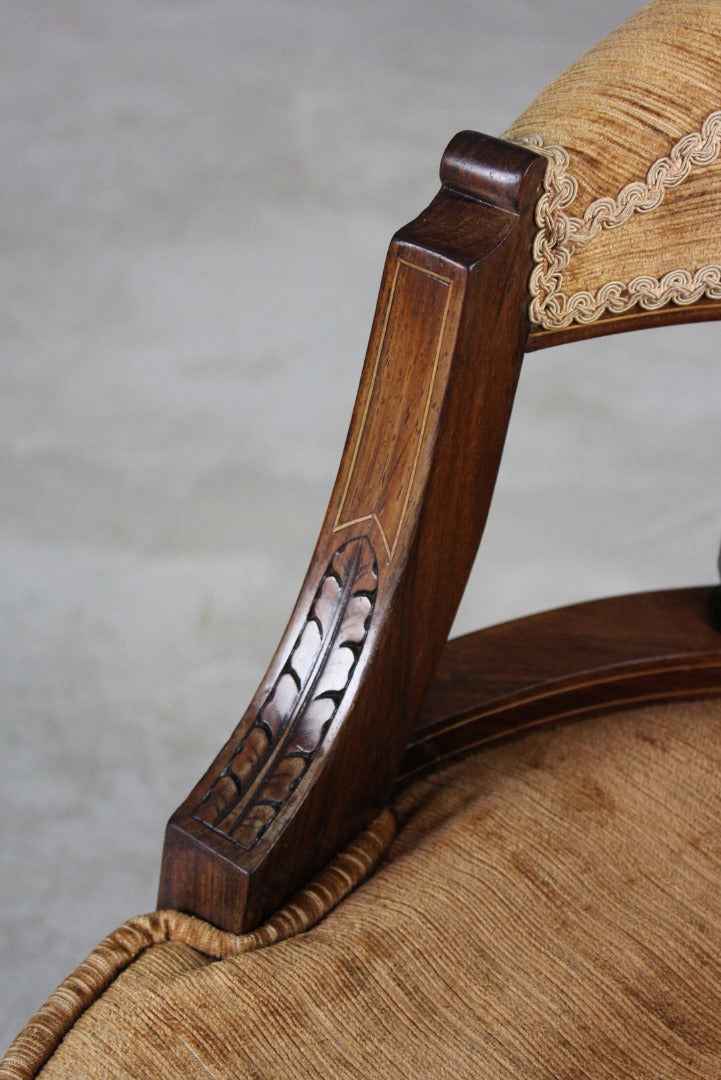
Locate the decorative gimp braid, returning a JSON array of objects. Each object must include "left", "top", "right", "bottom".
[{"left": 513, "top": 110, "right": 721, "bottom": 330}]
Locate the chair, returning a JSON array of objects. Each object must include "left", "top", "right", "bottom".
[{"left": 4, "top": 0, "right": 721, "bottom": 1075}]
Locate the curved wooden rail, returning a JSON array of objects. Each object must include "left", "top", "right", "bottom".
[
  {"left": 398, "top": 587, "right": 721, "bottom": 788},
  {"left": 527, "top": 297, "right": 721, "bottom": 351}
]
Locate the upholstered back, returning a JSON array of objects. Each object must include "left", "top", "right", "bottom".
[{"left": 503, "top": 0, "right": 721, "bottom": 334}]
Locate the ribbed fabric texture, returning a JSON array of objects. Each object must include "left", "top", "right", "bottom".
[
  {"left": 503, "top": 0, "right": 721, "bottom": 325},
  {"left": 0, "top": 810, "right": 396, "bottom": 1080},
  {"left": 4, "top": 699, "right": 721, "bottom": 1078}
]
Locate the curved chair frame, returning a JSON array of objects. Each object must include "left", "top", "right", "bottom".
[{"left": 159, "top": 130, "right": 721, "bottom": 934}]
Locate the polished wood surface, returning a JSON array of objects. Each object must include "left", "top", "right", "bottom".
[
  {"left": 527, "top": 296, "right": 721, "bottom": 351},
  {"left": 160, "top": 130, "right": 721, "bottom": 936},
  {"left": 158, "top": 134, "right": 546, "bottom": 932},
  {"left": 399, "top": 587, "right": 721, "bottom": 788}
]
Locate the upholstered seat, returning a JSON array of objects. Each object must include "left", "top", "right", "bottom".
[
  {"left": 4, "top": 2, "right": 721, "bottom": 1077},
  {"left": 5, "top": 699, "right": 721, "bottom": 1079}
]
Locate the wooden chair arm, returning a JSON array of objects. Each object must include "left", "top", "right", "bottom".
[
  {"left": 159, "top": 0, "right": 721, "bottom": 930},
  {"left": 158, "top": 134, "right": 546, "bottom": 933}
]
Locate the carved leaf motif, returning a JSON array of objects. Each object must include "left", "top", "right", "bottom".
[
  {"left": 290, "top": 698, "right": 335, "bottom": 755},
  {"left": 193, "top": 537, "right": 378, "bottom": 847},
  {"left": 261, "top": 756, "right": 306, "bottom": 803},
  {"left": 228, "top": 727, "right": 269, "bottom": 788},
  {"left": 331, "top": 540, "right": 378, "bottom": 600},
  {"left": 257, "top": 674, "right": 299, "bottom": 741},
  {"left": 232, "top": 804, "right": 277, "bottom": 850},
  {"left": 193, "top": 774, "right": 238, "bottom": 826},
  {"left": 312, "top": 592, "right": 372, "bottom": 700},
  {"left": 289, "top": 621, "right": 323, "bottom": 686}
]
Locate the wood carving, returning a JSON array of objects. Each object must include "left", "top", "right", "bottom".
[
  {"left": 192, "top": 538, "right": 377, "bottom": 849},
  {"left": 159, "top": 133, "right": 548, "bottom": 932},
  {"left": 160, "top": 129, "right": 721, "bottom": 934}
]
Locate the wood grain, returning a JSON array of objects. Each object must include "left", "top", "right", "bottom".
[
  {"left": 158, "top": 134, "right": 546, "bottom": 932},
  {"left": 160, "top": 131, "right": 721, "bottom": 935},
  {"left": 399, "top": 587, "right": 721, "bottom": 787},
  {"left": 527, "top": 296, "right": 721, "bottom": 350},
  {"left": 192, "top": 538, "right": 377, "bottom": 850}
]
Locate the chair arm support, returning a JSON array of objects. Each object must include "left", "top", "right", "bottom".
[{"left": 158, "top": 133, "right": 545, "bottom": 932}]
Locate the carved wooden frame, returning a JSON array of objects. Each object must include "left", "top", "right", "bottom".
[{"left": 159, "top": 132, "right": 721, "bottom": 933}]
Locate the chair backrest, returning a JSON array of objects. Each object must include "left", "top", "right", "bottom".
[
  {"left": 506, "top": 0, "right": 721, "bottom": 347},
  {"left": 158, "top": 0, "right": 721, "bottom": 935}
]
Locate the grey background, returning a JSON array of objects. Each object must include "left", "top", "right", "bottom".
[{"left": 3, "top": 0, "right": 720, "bottom": 1050}]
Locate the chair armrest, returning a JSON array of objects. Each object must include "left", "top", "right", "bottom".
[{"left": 158, "top": 133, "right": 545, "bottom": 932}]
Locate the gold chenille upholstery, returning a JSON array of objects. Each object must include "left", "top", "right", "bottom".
[
  {"left": 504, "top": 0, "right": 721, "bottom": 330},
  {"left": 3, "top": 702, "right": 721, "bottom": 1079}
]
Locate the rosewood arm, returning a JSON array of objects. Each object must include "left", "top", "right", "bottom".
[
  {"left": 159, "top": 126, "right": 721, "bottom": 934},
  {"left": 158, "top": 133, "right": 547, "bottom": 932}
]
